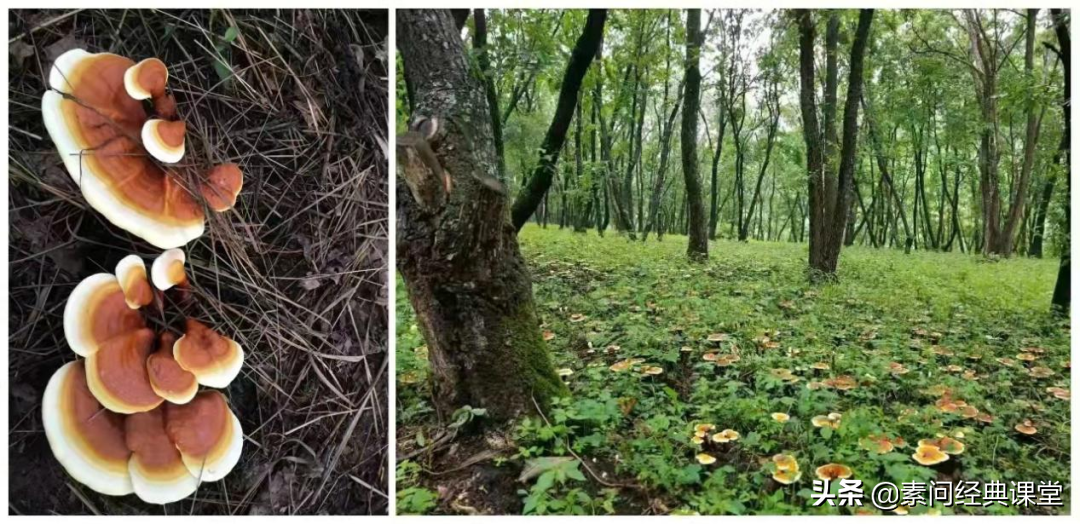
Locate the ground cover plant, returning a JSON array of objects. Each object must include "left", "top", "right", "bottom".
[
  {"left": 9, "top": 9, "right": 388, "bottom": 514},
  {"left": 396, "top": 225, "right": 1070, "bottom": 515}
]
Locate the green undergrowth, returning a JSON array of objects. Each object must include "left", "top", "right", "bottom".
[{"left": 397, "top": 225, "right": 1070, "bottom": 515}]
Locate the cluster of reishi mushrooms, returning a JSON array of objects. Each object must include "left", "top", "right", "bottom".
[
  {"left": 42, "top": 49, "right": 243, "bottom": 249},
  {"left": 44, "top": 248, "right": 245, "bottom": 504}
]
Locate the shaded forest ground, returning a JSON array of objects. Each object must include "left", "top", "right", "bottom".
[
  {"left": 8, "top": 9, "right": 388, "bottom": 515},
  {"left": 397, "top": 225, "right": 1069, "bottom": 515}
]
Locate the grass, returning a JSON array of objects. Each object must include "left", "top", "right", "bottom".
[
  {"left": 8, "top": 9, "right": 388, "bottom": 515},
  {"left": 396, "top": 224, "right": 1070, "bottom": 515}
]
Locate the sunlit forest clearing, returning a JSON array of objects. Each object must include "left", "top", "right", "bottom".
[
  {"left": 397, "top": 226, "right": 1068, "bottom": 515},
  {"left": 394, "top": 8, "right": 1070, "bottom": 515}
]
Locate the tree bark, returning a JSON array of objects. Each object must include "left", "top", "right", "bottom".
[
  {"left": 473, "top": 9, "right": 507, "bottom": 184},
  {"left": 1050, "top": 8, "right": 1070, "bottom": 313},
  {"left": 1001, "top": 9, "right": 1042, "bottom": 255},
  {"left": 798, "top": 9, "right": 873, "bottom": 279},
  {"left": 511, "top": 10, "right": 608, "bottom": 231},
  {"left": 397, "top": 9, "right": 565, "bottom": 421},
  {"left": 683, "top": 9, "right": 708, "bottom": 260}
]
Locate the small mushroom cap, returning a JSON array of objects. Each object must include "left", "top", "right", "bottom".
[
  {"left": 772, "top": 454, "right": 798, "bottom": 472},
  {"left": 123, "top": 57, "right": 168, "bottom": 101},
  {"left": 147, "top": 332, "right": 198, "bottom": 405},
  {"left": 911, "top": 444, "right": 949, "bottom": 465},
  {"left": 64, "top": 273, "right": 146, "bottom": 357},
  {"left": 712, "top": 429, "right": 739, "bottom": 443},
  {"left": 141, "top": 119, "right": 186, "bottom": 164},
  {"left": 125, "top": 407, "right": 198, "bottom": 504},
  {"left": 695, "top": 453, "right": 716, "bottom": 465},
  {"left": 815, "top": 463, "right": 853, "bottom": 480},
  {"left": 173, "top": 319, "right": 244, "bottom": 388},
  {"left": 151, "top": 248, "right": 187, "bottom": 291},
  {"left": 165, "top": 391, "right": 243, "bottom": 481},
  {"left": 42, "top": 360, "right": 134, "bottom": 496},
  {"left": 1015, "top": 421, "right": 1038, "bottom": 435},
  {"left": 771, "top": 413, "right": 790, "bottom": 423},
  {"left": 772, "top": 468, "right": 802, "bottom": 485},
  {"left": 115, "top": 255, "right": 154, "bottom": 309},
  {"left": 85, "top": 328, "right": 164, "bottom": 414},
  {"left": 918, "top": 437, "right": 964, "bottom": 455},
  {"left": 42, "top": 50, "right": 207, "bottom": 249}
]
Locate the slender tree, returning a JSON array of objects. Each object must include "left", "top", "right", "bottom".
[
  {"left": 797, "top": 9, "right": 874, "bottom": 279},
  {"left": 683, "top": 9, "right": 709, "bottom": 259},
  {"left": 512, "top": 10, "right": 609, "bottom": 231}
]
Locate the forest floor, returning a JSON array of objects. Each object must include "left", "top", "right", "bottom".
[
  {"left": 9, "top": 10, "right": 388, "bottom": 515},
  {"left": 396, "top": 224, "right": 1070, "bottom": 515}
]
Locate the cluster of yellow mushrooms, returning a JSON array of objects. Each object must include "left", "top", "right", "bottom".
[{"left": 41, "top": 49, "right": 246, "bottom": 504}]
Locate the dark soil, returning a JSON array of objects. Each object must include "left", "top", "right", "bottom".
[{"left": 8, "top": 9, "right": 389, "bottom": 515}]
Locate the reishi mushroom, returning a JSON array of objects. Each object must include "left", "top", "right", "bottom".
[
  {"left": 125, "top": 407, "right": 199, "bottom": 503},
  {"left": 63, "top": 273, "right": 146, "bottom": 357},
  {"left": 41, "top": 49, "right": 243, "bottom": 248},
  {"left": 151, "top": 248, "right": 188, "bottom": 291},
  {"left": 147, "top": 332, "right": 199, "bottom": 405},
  {"left": 42, "top": 361, "right": 134, "bottom": 496},
  {"left": 165, "top": 392, "right": 244, "bottom": 481},
  {"left": 173, "top": 319, "right": 245, "bottom": 388},
  {"left": 45, "top": 250, "right": 246, "bottom": 503},
  {"left": 84, "top": 328, "right": 164, "bottom": 414},
  {"left": 115, "top": 255, "right": 154, "bottom": 309}
]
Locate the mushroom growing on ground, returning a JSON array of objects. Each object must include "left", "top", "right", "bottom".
[
  {"left": 173, "top": 319, "right": 245, "bottom": 388},
  {"left": 814, "top": 463, "right": 853, "bottom": 480},
  {"left": 43, "top": 361, "right": 134, "bottom": 496},
  {"left": 165, "top": 391, "right": 244, "bottom": 481},
  {"left": 151, "top": 248, "right": 188, "bottom": 291},
  {"left": 41, "top": 49, "right": 243, "bottom": 248},
  {"left": 147, "top": 332, "right": 199, "bottom": 405},
  {"left": 911, "top": 444, "right": 949, "bottom": 466},
  {"left": 46, "top": 250, "right": 245, "bottom": 503}
]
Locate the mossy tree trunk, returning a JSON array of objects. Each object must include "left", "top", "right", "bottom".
[
  {"left": 397, "top": 9, "right": 566, "bottom": 421},
  {"left": 682, "top": 9, "right": 708, "bottom": 260}
]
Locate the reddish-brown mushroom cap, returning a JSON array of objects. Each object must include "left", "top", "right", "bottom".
[
  {"left": 41, "top": 49, "right": 206, "bottom": 248},
  {"left": 200, "top": 163, "right": 244, "bottom": 212},
  {"left": 142, "top": 119, "right": 186, "bottom": 164},
  {"left": 115, "top": 255, "right": 154, "bottom": 309},
  {"left": 64, "top": 273, "right": 146, "bottom": 357},
  {"left": 123, "top": 57, "right": 168, "bottom": 101},
  {"left": 147, "top": 332, "right": 198, "bottom": 405},
  {"left": 173, "top": 319, "right": 244, "bottom": 388},
  {"left": 815, "top": 463, "right": 853, "bottom": 480},
  {"left": 126, "top": 406, "right": 199, "bottom": 504},
  {"left": 42, "top": 360, "right": 134, "bottom": 496},
  {"left": 165, "top": 391, "right": 243, "bottom": 481},
  {"left": 85, "top": 328, "right": 164, "bottom": 414},
  {"left": 911, "top": 445, "right": 949, "bottom": 466}
]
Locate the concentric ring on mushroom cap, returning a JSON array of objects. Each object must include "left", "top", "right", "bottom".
[
  {"left": 147, "top": 332, "right": 198, "bottom": 405},
  {"left": 115, "top": 255, "right": 154, "bottom": 309},
  {"left": 173, "top": 319, "right": 244, "bottom": 388},
  {"left": 814, "top": 463, "right": 853, "bottom": 480},
  {"left": 63, "top": 273, "right": 146, "bottom": 357},
  {"left": 123, "top": 57, "right": 168, "bottom": 101},
  {"left": 151, "top": 248, "right": 187, "bottom": 291},
  {"left": 126, "top": 406, "right": 199, "bottom": 504},
  {"left": 42, "top": 360, "right": 134, "bottom": 496},
  {"left": 41, "top": 49, "right": 205, "bottom": 249},
  {"left": 141, "top": 119, "right": 186, "bottom": 164},
  {"left": 85, "top": 328, "right": 164, "bottom": 414},
  {"left": 165, "top": 391, "right": 243, "bottom": 481}
]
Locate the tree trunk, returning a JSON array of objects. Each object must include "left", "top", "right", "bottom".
[
  {"left": 397, "top": 9, "right": 565, "bottom": 421},
  {"left": 798, "top": 9, "right": 873, "bottom": 279},
  {"left": 1029, "top": 135, "right": 1064, "bottom": 257},
  {"left": 1050, "top": 8, "right": 1070, "bottom": 313},
  {"left": 473, "top": 9, "right": 507, "bottom": 184},
  {"left": 511, "top": 10, "right": 608, "bottom": 231},
  {"left": 1000, "top": 9, "right": 1042, "bottom": 255},
  {"left": 682, "top": 9, "right": 708, "bottom": 260}
]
